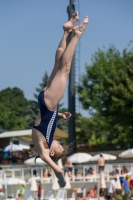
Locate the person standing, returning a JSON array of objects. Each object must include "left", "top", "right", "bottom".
[
  {"left": 107, "top": 178, "right": 117, "bottom": 200},
  {"left": 19, "top": 185, "right": 25, "bottom": 198},
  {"left": 64, "top": 157, "right": 73, "bottom": 178},
  {"left": 98, "top": 154, "right": 105, "bottom": 173},
  {"left": 122, "top": 176, "right": 130, "bottom": 194},
  {"left": 16, "top": 194, "right": 25, "bottom": 200},
  {"left": 37, "top": 181, "right": 42, "bottom": 200}
]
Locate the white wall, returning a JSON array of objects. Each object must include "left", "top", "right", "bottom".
[{"left": 10, "top": 137, "right": 30, "bottom": 150}]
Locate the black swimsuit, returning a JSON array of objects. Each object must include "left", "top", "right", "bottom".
[{"left": 33, "top": 91, "right": 58, "bottom": 148}]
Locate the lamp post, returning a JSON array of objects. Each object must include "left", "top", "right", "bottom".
[{"left": 67, "top": 0, "right": 76, "bottom": 155}]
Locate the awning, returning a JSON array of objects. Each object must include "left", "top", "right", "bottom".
[{"left": 0, "top": 128, "right": 68, "bottom": 142}]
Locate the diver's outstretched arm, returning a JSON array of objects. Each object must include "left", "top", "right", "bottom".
[{"left": 40, "top": 153, "right": 66, "bottom": 187}]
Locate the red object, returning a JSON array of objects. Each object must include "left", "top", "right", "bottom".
[{"left": 130, "top": 180, "right": 133, "bottom": 186}]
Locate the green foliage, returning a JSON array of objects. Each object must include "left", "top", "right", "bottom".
[
  {"left": 27, "top": 71, "right": 49, "bottom": 127},
  {"left": 57, "top": 105, "right": 68, "bottom": 132},
  {"left": 0, "top": 87, "right": 29, "bottom": 130},
  {"left": 34, "top": 71, "right": 49, "bottom": 100},
  {"left": 76, "top": 113, "right": 110, "bottom": 146},
  {"left": 26, "top": 100, "right": 39, "bottom": 128},
  {"left": 77, "top": 43, "right": 133, "bottom": 148}
]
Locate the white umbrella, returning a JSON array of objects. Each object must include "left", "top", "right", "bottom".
[
  {"left": 4, "top": 144, "right": 23, "bottom": 152},
  {"left": 100, "top": 172, "right": 106, "bottom": 188},
  {"left": 24, "top": 157, "right": 46, "bottom": 166},
  {"left": 0, "top": 178, "right": 25, "bottom": 185},
  {"left": 115, "top": 174, "right": 121, "bottom": 189},
  {"left": 0, "top": 177, "right": 25, "bottom": 198},
  {"left": 91, "top": 153, "right": 116, "bottom": 161},
  {"left": 119, "top": 149, "right": 133, "bottom": 158},
  {"left": 30, "top": 176, "right": 38, "bottom": 199},
  {"left": 30, "top": 176, "right": 38, "bottom": 191},
  {"left": 69, "top": 153, "right": 92, "bottom": 163},
  {"left": 64, "top": 172, "right": 71, "bottom": 189},
  {"left": 52, "top": 173, "right": 59, "bottom": 191},
  {"left": 57, "top": 159, "right": 63, "bottom": 169}
]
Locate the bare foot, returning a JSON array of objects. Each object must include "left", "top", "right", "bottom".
[
  {"left": 63, "top": 12, "right": 79, "bottom": 32},
  {"left": 73, "top": 16, "right": 89, "bottom": 37}
]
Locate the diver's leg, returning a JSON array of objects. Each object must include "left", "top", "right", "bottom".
[
  {"left": 44, "top": 16, "right": 89, "bottom": 111},
  {"left": 46, "top": 12, "right": 79, "bottom": 88}
]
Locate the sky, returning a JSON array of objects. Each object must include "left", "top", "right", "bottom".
[{"left": 0, "top": 0, "right": 133, "bottom": 117}]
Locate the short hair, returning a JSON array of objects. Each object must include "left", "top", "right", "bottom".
[
  {"left": 35, "top": 141, "right": 75, "bottom": 165},
  {"left": 18, "top": 194, "right": 22, "bottom": 197},
  {"left": 100, "top": 154, "right": 103, "bottom": 157},
  {"left": 114, "top": 178, "right": 117, "bottom": 181}
]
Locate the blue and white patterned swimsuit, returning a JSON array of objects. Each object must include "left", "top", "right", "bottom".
[{"left": 33, "top": 91, "right": 58, "bottom": 148}]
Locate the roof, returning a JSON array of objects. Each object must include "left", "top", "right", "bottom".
[
  {"left": 0, "top": 128, "right": 68, "bottom": 141},
  {"left": 0, "top": 129, "right": 32, "bottom": 138}
]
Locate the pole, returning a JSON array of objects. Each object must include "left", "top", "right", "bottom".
[{"left": 67, "top": 0, "right": 76, "bottom": 155}]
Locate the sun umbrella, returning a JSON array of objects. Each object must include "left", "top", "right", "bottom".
[
  {"left": 91, "top": 153, "right": 116, "bottom": 161},
  {"left": 4, "top": 144, "right": 23, "bottom": 152},
  {"left": 30, "top": 176, "right": 38, "bottom": 191},
  {"left": 119, "top": 149, "right": 133, "bottom": 158},
  {"left": 64, "top": 172, "right": 71, "bottom": 189},
  {"left": 24, "top": 157, "right": 46, "bottom": 166},
  {"left": 57, "top": 159, "right": 63, "bottom": 169},
  {"left": 52, "top": 173, "right": 59, "bottom": 191},
  {"left": 0, "top": 177, "right": 25, "bottom": 198},
  {"left": 69, "top": 153, "right": 92, "bottom": 163},
  {"left": 115, "top": 174, "right": 121, "bottom": 189},
  {"left": 0, "top": 178, "right": 25, "bottom": 185},
  {"left": 30, "top": 176, "right": 38, "bottom": 199},
  {"left": 100, "top": 172, "right": 106, "bottom": 188}
]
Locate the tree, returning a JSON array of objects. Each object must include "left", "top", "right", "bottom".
[
  {"left": 34, "top": 71, "right": 49, "bottom": 100},
  {"left": 76, "top": 113, "right": 109, "bottom": 145},
  {"left": 77, "top": 43, "right": 133, "bottom": 148},
  {"left": 27, "top": 71, "right": 49, "bottom": 128},
  {"left": 0, "top": 87, "right": 29, "bottom": 130},
  {"left": 57, "top": 106, "right": 69, "bottom": 132}
]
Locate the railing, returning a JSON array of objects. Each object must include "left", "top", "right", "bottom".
[{"left": 0, "top": 161, "right": 133, "bottom": 183}]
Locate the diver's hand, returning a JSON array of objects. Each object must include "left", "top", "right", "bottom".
[
  {"left": 54, "top": 170, "right": 66, "bottom": 187},
  {"left": 62, "top": 112, "right": 72, "bottom": 120},
  {"left": 58, "top": 112, "right": 72, "bottom": 120}
]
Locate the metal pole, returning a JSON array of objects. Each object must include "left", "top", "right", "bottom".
[{"left": 67, "top": 0, "right": 76, "bottom": 155}]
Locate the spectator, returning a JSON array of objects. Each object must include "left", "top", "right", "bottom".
[
  {"left": 99, "top": 188, "right": 105, "bottom": 197},
  {"left": 33, "top": 169, "right": 37, "bottom": 176},
  {"left": 37, "top": 181, "right": 42, "bottom": 200},
  {"left": 122, "top": 176, "right": 129, "bottom": 194},
  {"left": 86, "top": 185, "right": 97, "bottom": 198},
  {"left": 98, "top": 154, "right": 105, "bottom": 173},
  {"left": 122, "top": 165, "right": 128, "bottom": 174},
  {"left": 107, "top": 178, "right": 117, "bottom": 200},
  {"left": 43, "top": 169, "right": 48, "bottom": 178},
  {"left": 119, "top": 170, "right": 125, "bottom": 186},
  {"left": 109, "top": 169, "right": 119, "bottom": 176},
  {"left": 86, "top": 167, "right": 95, "bottom": 177},
  {"left": 19, "top": 185, "right": 25, "bottom": 198},
  {"left": 47, "top": 168, "right": 52, "bottom": 177},
  {"left": 16, "top": 194, "right": 25, "bottom": 200},
  {"left": 64, "top": 157, "right": 73, "bottom": 178}
]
